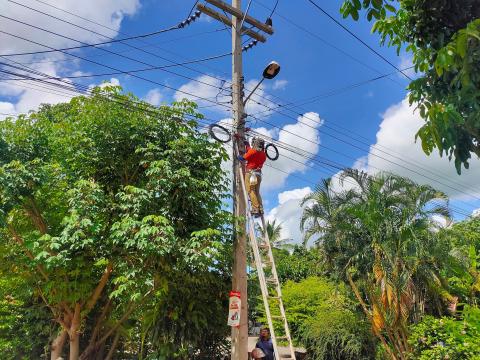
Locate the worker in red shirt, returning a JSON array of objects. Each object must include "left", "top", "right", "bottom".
[{"left": 237, "top": 136, "right": 267, "bottom": 217}]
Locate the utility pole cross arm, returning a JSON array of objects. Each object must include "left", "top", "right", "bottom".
[
  {"left": 204, "top": 0, "right": 274, "bottom": 34},
  {"left": 197, "top": 4, "right": 267, "bottom": 43}
]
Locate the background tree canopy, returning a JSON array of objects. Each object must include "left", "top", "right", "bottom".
[
  {"left": 341, "top": 0, "right": 480, "bottom": 173},
  {"left": 0, "top": 86, "right": 232, "bottom": 359}
]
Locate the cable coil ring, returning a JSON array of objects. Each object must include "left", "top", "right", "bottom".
[
  {"left": 208, "top": 124, "right": 232, "bottom": 143},
  {"left": 265, "top": 143, "right": 279, "bottom": 161}
]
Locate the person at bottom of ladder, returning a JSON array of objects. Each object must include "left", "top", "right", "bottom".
[{"left": 237, "top": 136, "right": 267, "bottom": 217}]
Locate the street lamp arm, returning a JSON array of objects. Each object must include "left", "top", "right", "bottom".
[{"left": 243, "top": 77, "right": 265, "bottom": 106}]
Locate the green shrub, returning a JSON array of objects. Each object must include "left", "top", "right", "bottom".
[
  {"left": 282, "top": 277, "right": 375, "bottom": 360},
  {"left": 408, "top": 306, "right": 480, "bottom": 359}
]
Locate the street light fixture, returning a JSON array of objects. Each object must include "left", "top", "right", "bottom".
[{"left": 244, "top": 61, "right": 281, "bottom": 105}]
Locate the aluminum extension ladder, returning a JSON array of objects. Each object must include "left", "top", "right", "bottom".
[{"left": 238, "top": 166, "right": 296, "bottom": 360}]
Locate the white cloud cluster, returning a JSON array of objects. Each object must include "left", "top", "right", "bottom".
[
  {"left": 213, "top": 112, "right": 323, "bottom": 191},
  {"left": 360, "top": 98, "right": 480, "bottom": 201},
  {"left": 272, "top": 79, "right": 288, "bottom": 91},
  {"left": 266, "top": 187, "right": 312, "bottom": 246},
  {"left": 261, "top": 112, "right": 323, "bottom": 190},
  {"left": 0, "top": 0, "right": 139, "bottom": 115},
  {"left": 144, "top": 88, "right": 164, "bottom": 106}
]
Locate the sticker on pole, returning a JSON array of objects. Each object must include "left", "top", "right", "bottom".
[{"left": 227, "top": 291, "right": 241, "bottom": 327}]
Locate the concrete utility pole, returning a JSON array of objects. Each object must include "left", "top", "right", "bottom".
[
  {"left": 196, "top": 1, "right": 273, "bottom": 358},
  {"left": 230, "top": 1, "right": 248, "bottom": 358}
]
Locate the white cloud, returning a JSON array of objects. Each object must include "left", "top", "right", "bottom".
[
  {"left": 144, "top": 88, "right": 164, "bottom": 106},
  {"left": 362, "top": 98, "right": 480, "bottom": 200},
  {"left": 0, "top": 0, "right": 140, "bottom": 114},
  {"left": 261, "top": 112, "right": 323, "bottom": 190},
  {"left": 272, "top": 79, "right": 288, "bottom": 91},
  {"left": 0, "top": 0, "right": 140, "bottom": 55},
  {"left": 98, "top": 78, "right": 121, "bottom": 88},
  {"left": 0, "top": 102, "right": 16, "bottom": 120},
  {"left": 472, "top": 209, "right": 480, "bottom": 218},
  {"left": 174, "top": 75, "right": 230, "bottom": 114},
  {"left": 213, "top": 112, "right": 323, "bottom": 192},
  {"left": 278, "top": 187, "right": 312, "bottom": 205},
  {"left": 266, "top": 187, "right": 312, "bottom": 246}
]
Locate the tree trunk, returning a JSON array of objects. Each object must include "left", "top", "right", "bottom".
[
  {"left": 69, "top": 304, "right": 81, "bottom": 360},
  {"left": 105, "top": 331, "right": 121, "bottom": 360},
  {"left": 51, "top": 329, "right": 68, "bottom": 360},
  {"left": 69, "top": 333, "right": 80, "bottom": 360}
]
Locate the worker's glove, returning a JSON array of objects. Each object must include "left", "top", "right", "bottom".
[{"left": 237, "top": 155, "right": 245, "bottom": 162}]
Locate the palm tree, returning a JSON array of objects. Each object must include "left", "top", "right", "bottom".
[
  {"left": 257, "top": 220, "right": 294, "bottom": 250},
  {"left": 301, "top": 169, "right": 453, "bottom": 360}
]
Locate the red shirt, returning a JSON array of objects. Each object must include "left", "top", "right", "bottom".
[{"left": 243, "top": 144, "right": 266, "bottom": 170}]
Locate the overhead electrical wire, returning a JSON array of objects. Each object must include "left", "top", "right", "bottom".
[
  {"left": 254, "top": 0, "right": 404, "bottom": 87},
  {"left": 16, "top": 28, "right": 228, "bottom": 67},
  {"left": 0, "top": 28, "right": 234, "bottom": 111},
  {"left": 215, "top": 132, "right": 464, "bottom": 218},
  {"left": 0, "top": 66, "right": 471, "bottom": 218},
  {"left": 0, "top": 4, "right": 476, "bottom": 211},
  {"left": 0, "top": 52, "right": 231, "bottom": 81},
  {"left": 246, "top": 85, "right": 480, "bottom": 197},
  {"left": 246, "top": 105, "right": 480, "bottom": 205},
  {"left": 305, "top": 0, "right": 412, "bottom": 80}
]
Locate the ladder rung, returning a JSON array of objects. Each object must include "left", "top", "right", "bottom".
[
  {"left": 269, "top": 295, "right": 281, "bottom": 299},
  {"left": 266, "top": 277, "right": 278, "bottom": 284},
  {"left": 276, "top": 336, "right": 290, "bottom": 340},
  {"left": 259, "top": 243, "right": 270, "bottom": 249},
  {"left": 271, "top": 315, "right": 284, "bottom": 318}
]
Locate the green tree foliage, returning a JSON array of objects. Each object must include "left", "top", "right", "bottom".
[
  {"left": 0, "top": 271, "right": 52, "bottom": 359},
  {"left": 340, "top": 0, "right": 480, "bottom": 173},
  {"left": 0, "top": 86, "right": 231, "bottom": 359},
  {"left": 257, "top": 220, "right": 293, "bottom": 250},
  {"left": 274, "top": 246, "right": 325, "bottom": 283},
  {"left": 281, "top": 277, "right": 375, "bottom": 360},
  {"left": 408, "top": 306, "right": 480, "bottom": 359},
  {"left": 301, "top": 169, "right": 455, "bottom": 359},
  {"left": 440, "top": 218, "right": 480, "bottom": 306}
]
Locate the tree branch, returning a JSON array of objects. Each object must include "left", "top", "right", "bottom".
[
  {"left": 84, "top": 262, "right": 113, "bottom": 313},
  {"left": 8, "top": 224, "right": 49, "bottom": 281}
]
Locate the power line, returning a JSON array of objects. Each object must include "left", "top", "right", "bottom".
[
  {"left": 0, "top": 52, "right": 231, "bottom": 81},
  {"left": 15, "top": 28, "right": 228, "bottom": 67},
  {"left": 247, "top": 104, "right": 480, "bottom": 205},
  {"left": 254, "top": 0, "right": 404, "bottom": 87},
  {"left": 305, "top": 0, "right": 412, "bottom": 80},
  {"left": 246, "top": 78, "right": 480, "bottom": 197},
  {"left": 0, "top": 21, "right": 183, "bottom": 58},
  {"left": 4, "top": 6, "right": 478, "bottom": 204},
  {"left": 268, "top": 0, "right": 280, "bottom": 17},
  {"left": 0, "top": 68, "right": 472, "bottom": 218},
  {"left": 0, "top": 29, "right": 234, "bottom": 110}
]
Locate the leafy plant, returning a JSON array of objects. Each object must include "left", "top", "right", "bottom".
[
  {"left": 281, "top": 277, "right": 375, "bottom": 360},
  {"left": 301, "top": 169, "right": 455, "bottom": 359},
  {"left": 408, "top": 306, "right": 480, "bottom": 359},
  {"left": 340, "top": 0, "right": 480, "bottom": 173},
  {"left": 0, "top": 86, "right": 231, "bottom": 359}
]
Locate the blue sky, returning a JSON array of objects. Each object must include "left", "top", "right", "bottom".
[{"left": 2, "top": 0, "right": 480, "bottom": 244}]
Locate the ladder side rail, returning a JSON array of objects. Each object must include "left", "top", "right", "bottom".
[
  {"left": 237, "top": 164, "right": 281, "bottom": 360},
  {"left": 260, "top": 216, "right": 297, "bottom": 359}
]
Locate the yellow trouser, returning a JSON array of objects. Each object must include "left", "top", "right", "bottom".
[{"left": 245, "top": 171, "right": 263, "bottom": 213}]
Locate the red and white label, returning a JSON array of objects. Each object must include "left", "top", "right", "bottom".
[{"left": 227, "top": 291, "right": 242, "bottom": 327}]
